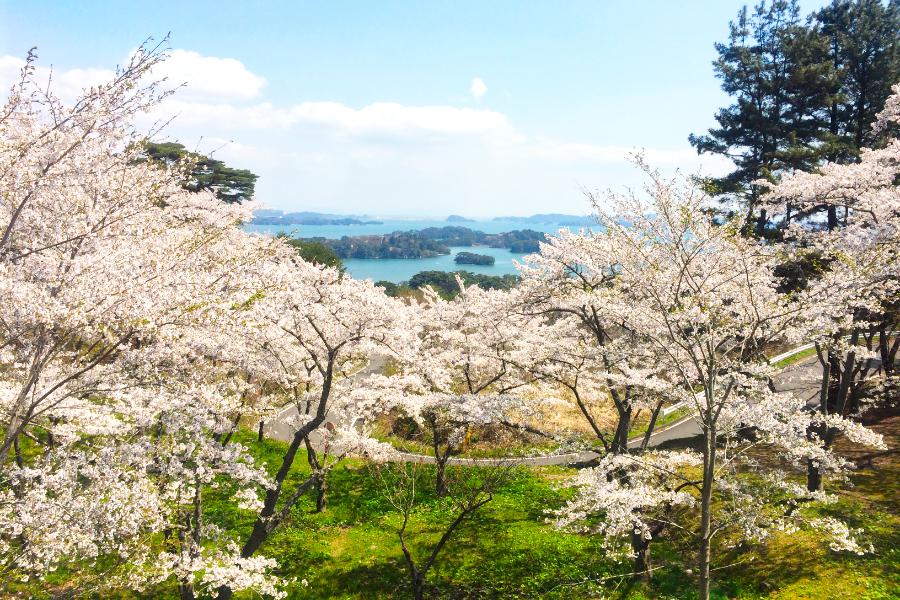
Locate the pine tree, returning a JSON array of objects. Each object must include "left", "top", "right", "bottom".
[
  {"left": 689, "top": 1, "right": 837, "bottom": 236},
  {"left": 816, "top": 0, "right": 900, "bottom": 159},
  {"left": 142, "top": 141, "right": 259, "bottom": 204}
]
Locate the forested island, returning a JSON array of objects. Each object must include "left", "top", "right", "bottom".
[
  {"left": 304, "top": 233, "right": 450, "bottom": 259},
  {"left": 296, "top": 226, "right": 545, "bottom": 259},
  {"left": 454, "top": 251, "right": 495, "bottom": 265},
  {"left": 377, "top": 270, "right": 518, "bottom": 298}
]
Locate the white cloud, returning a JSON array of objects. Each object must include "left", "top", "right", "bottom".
[
  {"left": 153, "top": 49, "right": 266, "bottom": 101},
  {"left": 289, "top": 101, "right": 509, "bottom": 137},
  {"left": 1, "top": 49, "right": 735, "bottom": 216},
  {"left": 526, "top": 139, "right": 733, "bottom": 171},
  {"left": 0, "top": 55, "right": 114, "bottom": 103},
  {"left": 0, "top": 49, "right": 266, "bottom": 104},
  {"left": 469, "top": 77, "right": 487, "bottom": 99},
  {"left": 0, "top": 56, "right": 27, "bottom": 90}
]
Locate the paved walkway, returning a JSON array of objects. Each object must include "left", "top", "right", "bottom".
[
  {"left": 263, "top": 354, "right": 388, "bottom": 445},
  {"left": 626, "top": 354, "right": 822, "bottom": 450},
  {"left": 265, "top": 351, "right": 823, "bottom": 466}
]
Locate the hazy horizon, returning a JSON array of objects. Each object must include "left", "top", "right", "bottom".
[{"left": 252, "top": 207, "right": 595, "bottom": 220}]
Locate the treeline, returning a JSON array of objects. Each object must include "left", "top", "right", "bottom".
[
  {"left": 301, "top": 226, "right": 546, "bottom": 259},
  {"left": 277, "top": 236, "right": 345, "bottom": 270},
  {"left": 253, "top": 211, "right": 382, "bottom": 226},
  {"left": 304, "top": 233, "right": 450, "bottom": 259},
  {"left": 690, "top": 0, "right": 900, "bottom": 235},
  {"left": 414, "top": 226, "right": 546, "bottom": 252},
  {"left": 378, "top": 270, "right": 519, "bottom": 299}
]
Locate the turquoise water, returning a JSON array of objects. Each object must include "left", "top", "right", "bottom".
[
  {"left": 244, "top": 219, "right": 578, "bottom": 283},
  {"left": 344, "top": 246, "right": 529, "bottom": 282}
]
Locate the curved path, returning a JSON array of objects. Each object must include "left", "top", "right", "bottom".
[
  {"left": 265, "top": 348, "right": 823, "bottom": 467},
  {"left": 263, "top": 355, "right": 388, "bottom": 445}
]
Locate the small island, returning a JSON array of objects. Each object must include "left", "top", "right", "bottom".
[
  {"left": 446, "top": 214, "right": 475, "bottom": 222},
  {"left": 454, "top": 251, "right": 495, "bottom": 266},
  {"left": 302, "top": 232, "right": 450, "bottom": 259}
]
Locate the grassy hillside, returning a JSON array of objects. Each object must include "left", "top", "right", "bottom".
[{"left": 10, "top": 412, "right": 897, "bottom": 599}]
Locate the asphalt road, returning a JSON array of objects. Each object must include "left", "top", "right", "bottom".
[
  {"left": 627, "top": 355, "right": 822, "bottom": 450},
  {"left": 263, "top": 354, "right": 389, "bottom": 445},
  {"left": 265, "top": 352, "right": 824, "bottom": 466}
]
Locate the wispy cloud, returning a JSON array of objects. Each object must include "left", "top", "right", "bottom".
[
  {"left": 0, "top": 49, "right": 733, "bottom": 215},
  {"left": 469, "top": 77, "right": 487, "bottom": 100}
]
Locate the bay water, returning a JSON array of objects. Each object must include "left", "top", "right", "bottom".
[{"left": 244, "top": 219, "right": 576, "bottom": 283}]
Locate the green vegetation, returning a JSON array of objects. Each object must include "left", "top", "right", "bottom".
[
  {"left": 240, "top": 418, "right": 900, "bottom": 600},
  {"left": 141, "top": 141, "right": 258, "bottom": 204},
  {"left": 415, "top": 226, "right": 545, "bottom": 252},
  {"left": 279, "top": 236, "right": 346, "bottom": 271},
  {"left": 454, "top": 251, "right": 495, "bottom": 266},
  {"left": 309, "top": 233, "right": 450, "bottom": 259},
  {"left": 627, "top": 406, "right": 693, "bottom": 440},
  {"left": 24, "top": 416, "right": 896, "bottom": 600},
  {"left": 301, "top": 227, "right": 546, "bottom": 261},
  {"left": 771, "top": 346, "right": 817, "bottom": 369},
  {"left": 378, "top": 270, "right": 519, "bottom": 299},
  {"left": 407, "top": 271, "right": 517, "bottom": 296}
]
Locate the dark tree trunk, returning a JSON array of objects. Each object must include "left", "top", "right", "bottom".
[
  {"left": 217, "top": 362, "right": 335, "bottom": 600},
  {"left": 754, "top": 207, "right": 768, "bottom": 237},
  {"left": 827, "top": 204, "right": 839, "bottom": 231},
  {"left": 611, "top": 406, "right": 632, "bottom": 454},
  {"left": 698, "top": 423, "right": 716, "bottom": 600},
  {"left": 640, "top": 401, "right": 664, "bottom": 451},
  {"left": 435, "top": 454, "right": 449, "bottom": 497},
  {"left": 179, "top": 582, "right": 195, "bottom": 600},
  {"left": 429, "top": 419, "right": 452, "bottom": 497},
  {"left": 12, "top": 436, "right": 23, "bottom": 468},
  {"left": 257, "top": 420, "right": 265, "bottom": 442},
  {"left": 305, "top": 437, "right": 328, "bottom": 512},
  {"left": 806, "top": 459, "right": 823, "bottom": 493},
  {"left": 412, "top": 572, "right": 425, "bottom": 600},
  {"left": 630, "top": 532, "right": 652, "bottom": 582},
  {"left": 315, "top": 473, "right": 328, "bottom": 512}
]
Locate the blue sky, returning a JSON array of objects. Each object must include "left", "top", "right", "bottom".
[{"left": 0, "top": 1, "right": 828, "bottom": 217}]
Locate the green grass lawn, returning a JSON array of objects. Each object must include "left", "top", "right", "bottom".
[
  {"left": 9, "top": 415, "right": 898, "bottom": 599},
  {"left": 200, "top": 433, "right": 623, "bottom": 599},
  {"left": 209, "top": 418, "right": 899, "bottom": 600},
  {"left": 771, "top": 346, "right": 817, "bottom": 370}
]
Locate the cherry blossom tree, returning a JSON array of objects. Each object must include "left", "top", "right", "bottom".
[
  {"left": 518, "top": 235, "right": 672, "bottom": 453},
  {"left": 373, "top": 459, "right": 519, "bottom": 600},
  {"left": 387, "top": 281, "right": 542, "bottom": 496},
  {"left": 760, "top": 81, "right": 900, "bottom": 491},
  {"left": 549, "top": 159, "right": 885, "bottom": 600},
  {"left": 0, "top": 43, "right": 299, "bottom": 598},
  {"left": 213, "top": 259, "right": 408, "bottom": 600}
]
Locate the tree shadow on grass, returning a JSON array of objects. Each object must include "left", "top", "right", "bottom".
[{"left": 314, "top": 560, "right": 410, "bottom": 599}]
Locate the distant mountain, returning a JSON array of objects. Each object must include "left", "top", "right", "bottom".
[
  {"left": 493, "top": 213, "right": 595, "bottom": 227},
  {"left": 252, "top": 211, "right": 382, "bottom": 226},
  {"left": 446, "top": 214, "right": 475, "bottom": 222}
]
